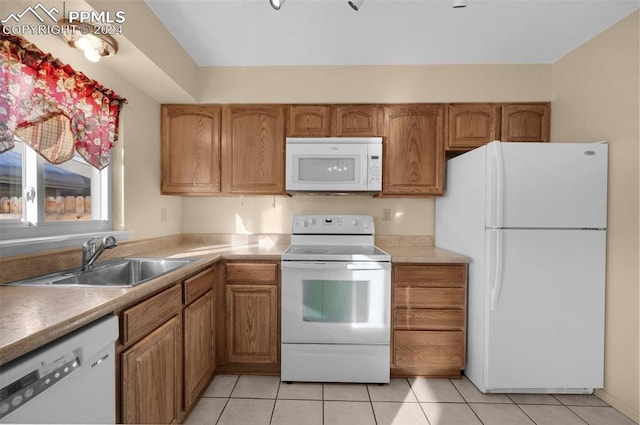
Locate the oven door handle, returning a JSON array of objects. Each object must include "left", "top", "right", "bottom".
[{"left": 281, "top": 261, "right": 390, "bottom": 271}]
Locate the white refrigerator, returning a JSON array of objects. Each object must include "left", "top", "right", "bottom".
[{"left": 436, "top": 141, "right": 607, "bottom": 393}]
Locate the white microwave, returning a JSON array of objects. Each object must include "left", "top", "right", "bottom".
[{"left": 285, "top": 137, "right": 383, "bottom": 193}]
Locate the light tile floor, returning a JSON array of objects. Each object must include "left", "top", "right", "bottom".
[{"left": 185, "top": 375, "right": 637, "bottom": 425}]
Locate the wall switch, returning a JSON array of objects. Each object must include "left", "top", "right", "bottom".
[
  {"left": 382, "top": 208, "right": 392, "bottom": 222},
  {"left": 160, "top": 207, "right": 167, "bottom": 223}
]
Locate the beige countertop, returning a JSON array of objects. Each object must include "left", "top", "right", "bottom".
[
  {"left": 380, "top": 245, "right": 469, "bottom": 263},
  {"left": 0, "top": 241, "right": 467, "bottom": 366}
]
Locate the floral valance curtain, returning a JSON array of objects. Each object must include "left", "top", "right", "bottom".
[{"left": 0, "top": 29, "right": 126, "bottom": 170}]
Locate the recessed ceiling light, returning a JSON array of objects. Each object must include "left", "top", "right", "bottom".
[{"left": 453, "top": 0, "right": 468, "bottom": 8}]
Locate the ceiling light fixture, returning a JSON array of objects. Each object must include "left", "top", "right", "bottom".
[
  {"left": 348, "top": 0, "right": 364, "bottom": 11},
  {"left": 453, "top": 0, "right": 468, "bottom": 8},
  {"left": 270, "top": 0, "right": 285, "bottom": 10},
  {"left": 57, "top": 19, "right": 118, "bottom": 62}
]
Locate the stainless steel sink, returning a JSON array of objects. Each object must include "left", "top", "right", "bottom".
[{"left": 3, "top": 257, "right": 197, "bottom": 288}]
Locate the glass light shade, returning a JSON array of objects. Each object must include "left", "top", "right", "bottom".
[
  {"left": 83, "top": 48, "right": 102, "bottom": 63},
  {"left": 73, "top": 36, "right": 93, "bottom": 52}
]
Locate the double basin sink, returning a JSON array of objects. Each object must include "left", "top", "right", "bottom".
[{"left": 4, "top": 257, "right": 197, "bottom": 288}]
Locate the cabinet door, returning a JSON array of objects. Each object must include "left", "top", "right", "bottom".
[
  {"left": 161, "top": 105, "right": 221, "bottom": 194},
  {"left": 335, "top": 104, "right": 381, "bottom": 136},
  {"left": 288, "top": 105, "right": 331, "bottom": 137},
  {"left": 122, "top": 316, "right": 182, "bottom": 424},
  {"left": 226, "top": 284, "right": 278, "bottom": 364},
  {"left": 446, "top": 104, "right": 499, "bottom": 151},
  {"left": 383, "top": 104, "right": 445, "bottom": 195},
  {"left": 222, "top": 105, "right": 286, "bottom": 194},
  {"left": 501, "top": 103, "right": 550, "bottom": 143},
  {"left": 184, "top": 291, "right": 215, "bottom": 410}
]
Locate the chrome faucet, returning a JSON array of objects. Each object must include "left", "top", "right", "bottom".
[{"left": 81, "top": 236, "right": 118, "bottom": 272}]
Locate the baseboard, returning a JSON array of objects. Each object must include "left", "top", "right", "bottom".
[{"left": 595, "top": 388, "right": 639, "bottom": 424}]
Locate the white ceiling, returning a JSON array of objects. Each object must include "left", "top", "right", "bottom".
[{"left": 145, "top": 0, "right": 639, "bottom": 67}]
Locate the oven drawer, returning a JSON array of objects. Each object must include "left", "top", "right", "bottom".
[
  {"left": 393, "top": 330, "right": 464, "bottom": 375},
  {"left": 226, "top": 263, "right": 278, "bottom": 284},
  {"left": 394, "top": 309, "right": 465, "bottom": 330},
  {"left": 394, "top": 287, "right": 465, "bottom": 309}
]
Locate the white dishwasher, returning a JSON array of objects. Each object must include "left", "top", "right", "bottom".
[{"left": 0, "top": 315, "right": 118, "bottom": 424}]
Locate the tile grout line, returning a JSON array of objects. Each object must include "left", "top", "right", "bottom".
[
  {"left": 365, "top": 382, "right": 378, "bottom": 425},
  {"left": 321, "top": 383, "right": 325, "bottom": 425},
  {"left": 408, "top": 377, "right": 434, "bottom": 425},
  {"left": 268, "top": 379, "right": 281, "bottom": 425},
  {"left": 450, "top": 377, "right": 487, "bottom": 425},
  {"left": 214, "top": 375, "right": 240, "bottom": 425}
]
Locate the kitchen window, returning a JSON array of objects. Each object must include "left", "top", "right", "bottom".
[
  {"left": 0, "top": 30, "right": 126, "bottom": 256},
  {"left": 0, "top": 138, "right": 113, "bottom": 252}
]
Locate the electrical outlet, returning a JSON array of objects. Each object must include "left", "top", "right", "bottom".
[
  {"left": 160, "top": 207, "right": 167, "bottom": 223},
  {"left": 382, "top": 208, "right": 392, "bottom": 222}
]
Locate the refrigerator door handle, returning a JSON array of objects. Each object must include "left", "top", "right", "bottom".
[
  {"left": 490, "top": 230, "right": 504, "bottom": 311},
  {"left": 488, "top": 141, "right": 505, "bottom": 228}
]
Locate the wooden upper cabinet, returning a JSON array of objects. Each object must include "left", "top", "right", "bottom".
[
  {"left": 501, "top": 103, "right": 550, "bottom": 143},
  {"left": 382, "top": 104, "right": 445, "bottom": 196},
  {"left": 287, "top": 104, "right": 381, "bottom": 137},
  {"left": 221, "top": 105, "right": 286, "bottom": 194},
  {"left": 161, "top": 105, "right": 221, "bottom": 195},
  {"left": 446, "top": 104, "right": 500, "bottom": 151},
  {"left": 334, "top": 104, "right": 381, "bottom": 137},
  {"left": 288, "top": 105, "right": 332, "bottom": 137}
]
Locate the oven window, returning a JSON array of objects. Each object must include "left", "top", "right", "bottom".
[
  {"left": 298, "top": 158, "right": 356, "bottom": 182},
  {"left": 302, "top": 280, "right": 369, "bottom": 323}
]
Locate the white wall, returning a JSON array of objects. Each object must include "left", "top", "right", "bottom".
[
  {"left": 185, "top": 64, "right": 551, "bottom": 236},
  {"left": 551, "top": 11, "right": 639, "bottom": 421},
  {"left": 1, "top": 0, "right": 183, "bottom": 241}
]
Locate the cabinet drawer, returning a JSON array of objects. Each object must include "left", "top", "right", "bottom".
[
  {"left": 394, "top": 287, "right": 465, "bottom": 309},
  {"left": 121, "top": 284, "right": 181, "bottom": 346},
  {"left": 394, "top": 309, "right": 465, "bottom": 330},
  {"left": 393, "top": 330, "right": 464, "bottom": 374},
  {"left": 394, "top": 265, "right": 466, "bottom": 287},
  {"left": 183, "top": 266, "right": 216, "bottom": 305},
  {"left": 226, "top": 263, "right": 278, "bottom": 284}
]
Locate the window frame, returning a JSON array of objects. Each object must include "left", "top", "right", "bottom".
[{"left": 0, "top": 140, "right": 122, "bottom": 256}]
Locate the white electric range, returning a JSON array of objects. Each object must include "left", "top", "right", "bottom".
[{"left": 281, "top": 215, "right": 391, "bottom": 383}]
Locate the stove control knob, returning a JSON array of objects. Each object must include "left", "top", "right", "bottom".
[
  {"left": 351, "top": 219, "right": 358, "bottom": 226},
  {"left": 363, "top": 221, "right": 370, "bottom": 229}
]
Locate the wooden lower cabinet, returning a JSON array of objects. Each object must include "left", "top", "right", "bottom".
[
  {"left": 218, "top": 261, "right": 280, "bottom": 373},
  {"left": 225, "top": 284, "right": 278, "bottom": 364},
  {"left": 121, "top": 316, "right": 182, "bottom": 424},
  {"left": 118, "top": 266, "right": 218, "bottom": 424},
  {"left": 183, "top": 267, "right": 217, "bottom": 411},
  {"left": 391, "top": 263, "right": 467, "bottom": 377},
  {"left": 184, "top": 290, "right": 215, "bottom": 410}
]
